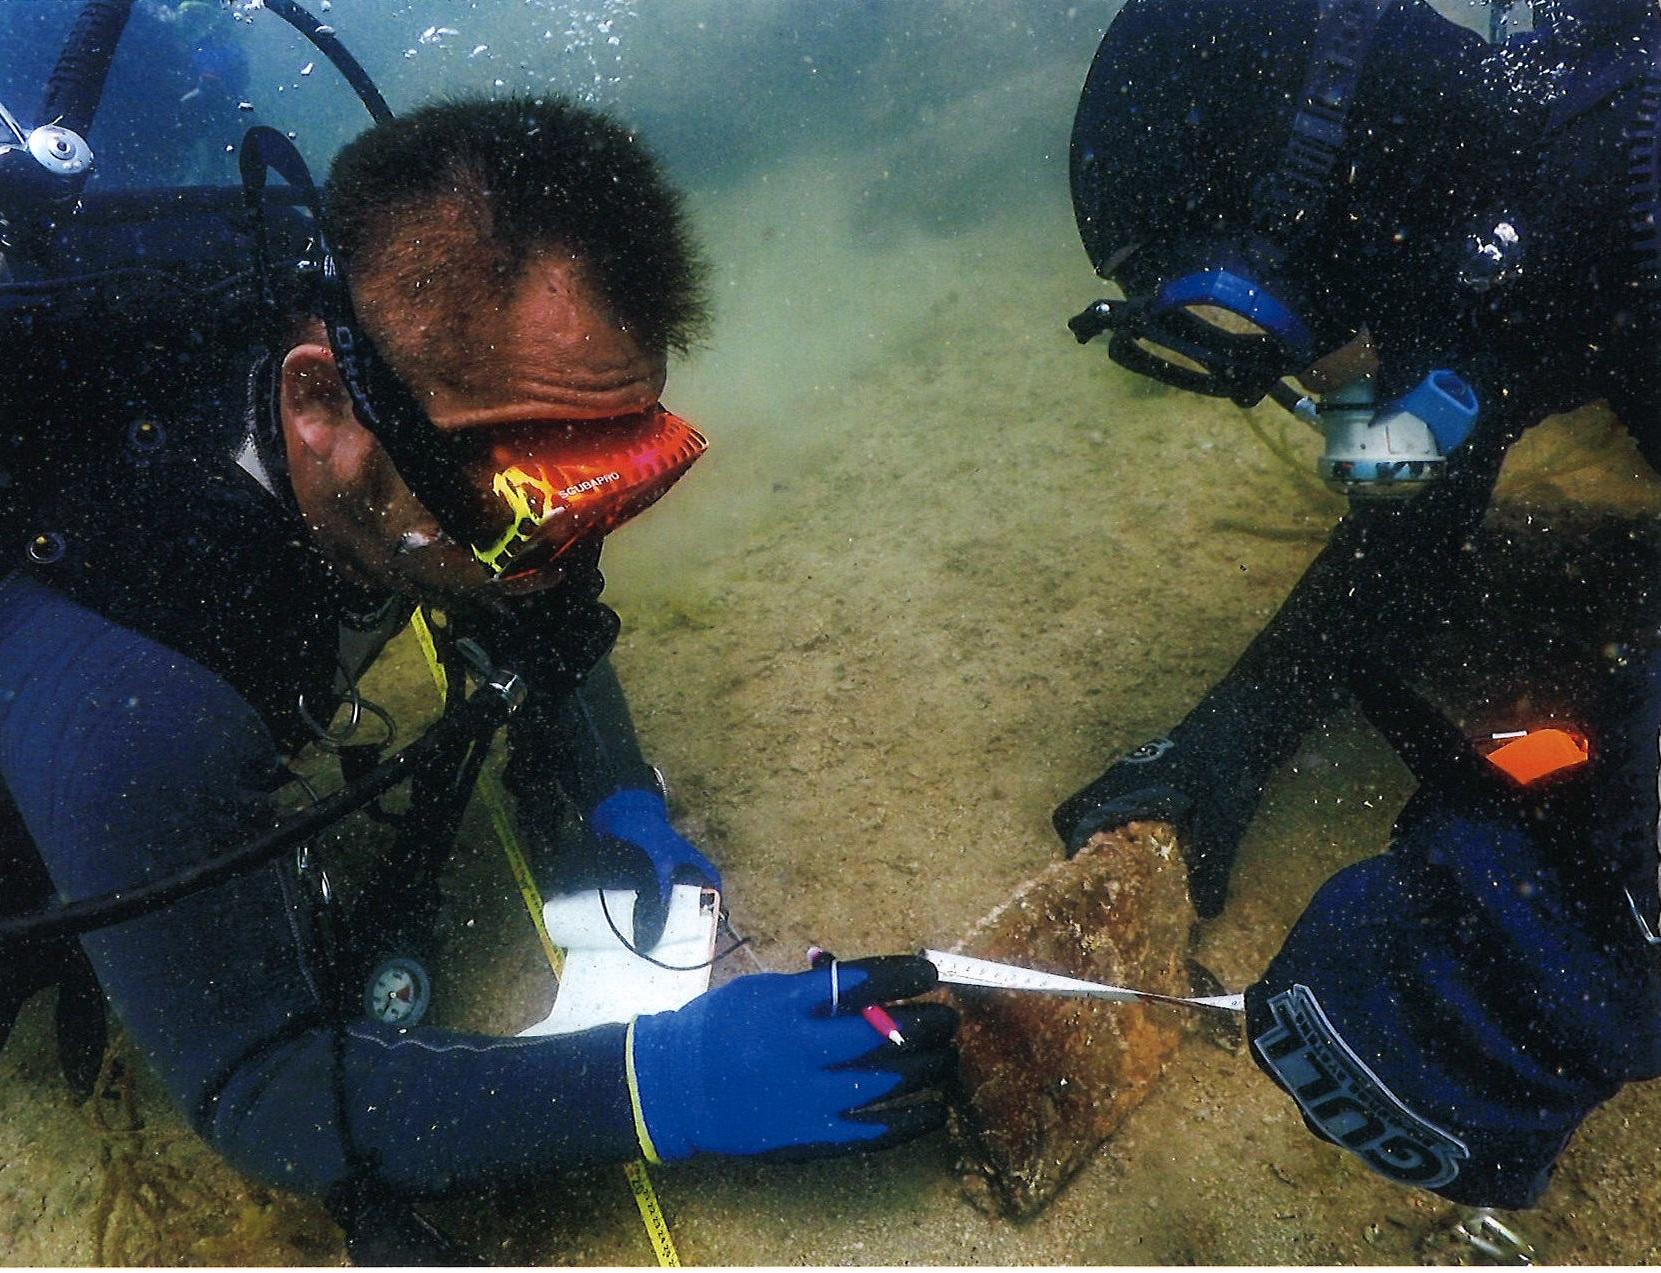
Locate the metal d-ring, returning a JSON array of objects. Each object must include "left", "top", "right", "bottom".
[
  {"left": 295, "top": 840, "right": 334, "bottom": 907},
  {"left": 279, "top": 768, "right": 335, "bottom": 909},
  {"left": 297, "top": 662, "right": 398, "bottom": 752},
  {"left": 296, "top": 682, "right": 362, "bottom": 751}
]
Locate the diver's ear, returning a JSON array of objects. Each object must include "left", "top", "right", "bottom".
[
  {"left": 279, "top": 342, "right": 356, "bottom": 461},
  {"left": 281, "top": 342, "right": 383, "bottom": 493}
]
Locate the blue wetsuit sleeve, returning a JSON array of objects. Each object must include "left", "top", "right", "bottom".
[{"left": 0, "top": 574, "right": 639, "bottom": 1197}]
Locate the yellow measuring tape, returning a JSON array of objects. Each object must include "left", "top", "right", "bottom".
[
  {"left": 409, "top": 607, "right": 680, "bottom": 1267},
  {"left": 623, "top": 1159, "right": 679, "bottom": 1265}
]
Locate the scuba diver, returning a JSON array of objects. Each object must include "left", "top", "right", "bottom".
[
  {"left": 1055, "top": 0, "right": 1661, "bottom": 1212},
  {"left": 0, "top": 2, "right": 957, "bottom": 1263}
]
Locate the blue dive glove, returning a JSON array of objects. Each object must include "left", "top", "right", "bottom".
[
  {"left": 1246, "top": 779, "right": 1661, "bottom": 1209},
  {"left": 626, "top": 955, "right": 957, "bottom": 1162},
  {"left": 590, "top": 788, "right": 721, "bottom": 950}
]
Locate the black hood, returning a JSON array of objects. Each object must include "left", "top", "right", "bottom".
[{"left": 1069, "top": 0, "right": 1505, "bottom": 384}]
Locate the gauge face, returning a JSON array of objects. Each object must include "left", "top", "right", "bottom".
[{"left": 364, "top": 957, "right": 432, "bottom": 1027}]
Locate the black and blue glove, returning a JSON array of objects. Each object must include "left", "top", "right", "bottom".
[
  {"left": 1246, "top": 776, "right": 1661, "bottom": 1208},
  {"left": 625, "top": 954, "right": 957, "bottom": 1162},
  {"left": 590, "top": 787, "right": 721, "bottom": 950}
]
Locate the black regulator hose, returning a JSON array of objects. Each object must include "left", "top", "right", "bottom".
[
  {"left": 1348, "top": 656, "right": 1493, "bottom": 792},
  {"left": 39, "top": 0, "right": 392, "bottom": 145},
  {"left": 40, "top": 0, "right": 135, "bottom": 138},
  {"left": 262, "top": 0, "right": 394, "bottom": 125},
  {"left": 0, "top": 670, "right": 526, "bottom": 952}
]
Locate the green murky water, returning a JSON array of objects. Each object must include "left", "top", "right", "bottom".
[{"left": 8, "top": 0, "right": 1661, "bottom": 1263}]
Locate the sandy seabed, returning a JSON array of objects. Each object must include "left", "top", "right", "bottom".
[{"left": 7, "top": 189, "right": 1661, "bottom": 1265}]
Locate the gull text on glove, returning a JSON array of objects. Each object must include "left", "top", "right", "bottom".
[{"left": 1255, "top": 984, "right": 1469, "bottom": 1189}]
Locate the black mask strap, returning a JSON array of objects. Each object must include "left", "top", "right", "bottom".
[{"left": 237, "top": 126, "right": 483, "bottom": 551}]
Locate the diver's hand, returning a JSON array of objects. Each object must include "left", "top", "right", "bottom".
[
  {"left": 1052, "top": 732, "right": 1267, "bottom": 918},
  {"left": 626, "top": 955, "right": 958, "bottom": 1162},
  {"left": 590, "top": 788, "right": 721, "bottom": 950},
  {"left": 1244, "top": 782, "right": 1661, "bottom": 1208}
]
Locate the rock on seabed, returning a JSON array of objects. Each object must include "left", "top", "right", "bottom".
[{"left": 944, "top": 821, "right": 1197, "bottom": 1219}]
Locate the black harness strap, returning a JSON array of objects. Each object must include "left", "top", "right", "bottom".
[
  {"left": 0, "top": 668, "right": 524, "bottom": 951},
  {"left": 1626, "top": 47, "right": 1661, "bottom": 297},
  {"left": 1248, "top": 0, "right": 1397, "bottom": 273}
]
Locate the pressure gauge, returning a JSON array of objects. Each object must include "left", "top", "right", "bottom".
[{"left": 364, "top": 956, "right": 432, "bottom": 1027}]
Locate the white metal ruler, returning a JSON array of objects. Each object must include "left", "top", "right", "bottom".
[{"left": 923, "top": 949, "right": 1245, "bottom": 1014}]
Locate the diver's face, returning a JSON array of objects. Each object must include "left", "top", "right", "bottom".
[{"left": 280, "top": 253, "right": 667, "bottom": 600}]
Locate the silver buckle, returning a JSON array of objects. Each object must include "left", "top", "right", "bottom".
[{"left": 1455, "top": 1208, "right": 1536, "bottom": 1265}]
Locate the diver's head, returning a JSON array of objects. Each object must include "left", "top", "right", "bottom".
[
  {"left": 277, "top": 97, "right": 710, "bottom": 601},
  {"left": 1068, "top": 0, "right": 1498, "bottom": 406}
]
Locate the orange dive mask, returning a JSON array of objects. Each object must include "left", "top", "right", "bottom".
[
  {"left": 454, "top": 405, "right": 707, "bottom": 593},
  {"left": 241, "top": 133, "right": 705, "bottom": 593}
]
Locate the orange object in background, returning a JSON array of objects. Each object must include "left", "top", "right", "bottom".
[{"left": 1484, "top": 728, "right": 1590, "bottom": 786}]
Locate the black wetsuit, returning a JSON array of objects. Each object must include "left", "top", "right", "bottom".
[
  {"left": 1059, "top": 11, "right": 1661, "bottom": 919},
  {"left": 1140, "top": 7, "right": 1661, "bottom": 1208}
]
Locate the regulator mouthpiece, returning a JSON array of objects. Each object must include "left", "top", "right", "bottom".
[{"left": 1315, "top": 371, "right": 1479, "bottom": 501}]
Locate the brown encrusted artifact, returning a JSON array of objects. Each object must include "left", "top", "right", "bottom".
[{"left": 945, "top": 820, "right": 1198, "bottom": 1219}]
